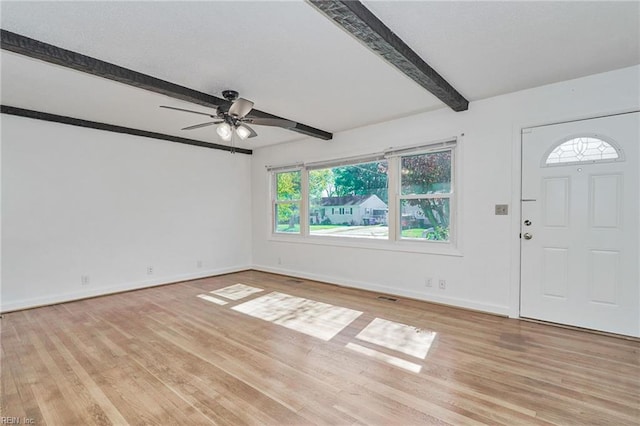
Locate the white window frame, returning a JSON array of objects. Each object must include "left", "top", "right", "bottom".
[
  {"left": 394, "top": 147, "right": 455, "bottom": 244},
  {"left": 267, "top": 137, "right": 460, "bottom": 255},
  {"left": 271, "top": 167, "right": 303, "bottom": 235}
]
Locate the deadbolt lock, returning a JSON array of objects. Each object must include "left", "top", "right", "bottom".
[{"left": 524, "top": 219, "right": 532, "bottom": 226}]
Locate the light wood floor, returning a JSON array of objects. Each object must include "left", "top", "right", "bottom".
[{"left": 2, "top": 270, "right": 639, "bottom": 425}]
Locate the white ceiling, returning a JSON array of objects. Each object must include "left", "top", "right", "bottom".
[{"left": 2, "top": 1, "right": 638, "bottom": 150}]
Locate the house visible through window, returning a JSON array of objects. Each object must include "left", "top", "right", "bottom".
[{"left": 308, "top": 161, "right": 389, "bottom": 239}]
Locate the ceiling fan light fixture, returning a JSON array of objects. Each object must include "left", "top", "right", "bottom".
[
  {"left": 236, "top": 125, "right": 252, "bottom": 140},
  {"left": 216, "top": 122, "right": 232, "bottom": 141}
]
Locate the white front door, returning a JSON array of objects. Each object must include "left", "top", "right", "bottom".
[{"left": 520, "top": 112, "right": 639, "bottom": 337}]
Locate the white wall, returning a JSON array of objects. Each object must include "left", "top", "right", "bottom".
[
  {"left": 1, "top": 116, "right": 252, "bottom": 311},
  {"left": 251, "top": 65, "right": 640, "bottom": 317},
  {"left": 3, "top": 66, "right": 637, "bottom": 315}
]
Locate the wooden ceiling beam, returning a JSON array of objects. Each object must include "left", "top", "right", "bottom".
[
  {"left": 1, "top": 105, "right": 253, "bottom": 155},
  {"left": 1, "top": 29, "right": 333, "bottom": 140},
  {"left": 308, "top": 0, "right": 469, "bottom": 112}
]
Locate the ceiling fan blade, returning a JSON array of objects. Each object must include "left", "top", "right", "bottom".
[
  {"left": 160, "top": 105, "right": 217, "bottom": 117},
  {"left": 228, "top": 98, "right": 254, "bottom": 118},
  {"left": 245, "top": 117, "right": 295, "bottom": 128},
  {"left": 242, "top": 124, "right": 258, "bottom": 139},
  {"left": 181, "top": 121, "right": 221, "bottom": 131}
]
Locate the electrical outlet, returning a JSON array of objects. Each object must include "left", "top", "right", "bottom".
[
  {"left": 439, "top": 279, "right": 446, "bottom": 290},
  {"left": 147, "top": 266, "right": 153, "bottom": 275},
  {"left": 425, "top": 278, "right": 432, "bottom": 288},
  {"left": 197, "top": 260, "right": 203, "bottom": 268},
  {"left": 495, "top": 204, "right": 509, "bottom": 215},
  {"left": 81, "top": 275, "right": 90, "bottom": 285}
]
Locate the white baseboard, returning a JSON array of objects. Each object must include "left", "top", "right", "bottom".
[
  {"left": 252, "top": 264, "right": 511, "bottom": 317},
  {"left": 1, "top": 265, "right": 251, "bottom": 313},
  {"left": 2, "top": 264, "right": 511, "bottom": 317}
]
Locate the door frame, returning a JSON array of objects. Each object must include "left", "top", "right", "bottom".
[{"left": 509, "top": 108, "right": 640, "bottom": 320}]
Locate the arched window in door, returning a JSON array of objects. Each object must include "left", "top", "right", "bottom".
[{"left": 544, "top": 135, "right": 623, "bottom": 166}]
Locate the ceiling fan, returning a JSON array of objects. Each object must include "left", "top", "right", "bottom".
[{"left": 160, "top": 90, "right": 294, "bottom": 142}]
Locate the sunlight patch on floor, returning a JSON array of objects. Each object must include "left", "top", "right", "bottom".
[
  {"left": 232, "top": 291, "right": 362, "bottom": 341},
  {"left": 356, "top": 317, "right": 436, "bottom": 359},
  {"left": 345, "top": 343, "right": 422, "bottom": 373},
  {"left": 197, "top": 294, "right": 228, "bottom": 305},
  {"left": 211, "top": 283, "right": 264, "bottom": 300}
]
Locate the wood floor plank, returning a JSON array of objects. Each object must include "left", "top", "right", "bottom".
[
  {"left": 2, "top": 270, "right": 639, "bottom": 425},
  {"left": 1, "top": 321, "right": 44, "bottom": 421}
]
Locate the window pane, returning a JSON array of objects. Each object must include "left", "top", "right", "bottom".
[
  {"left": 401, "top": 151, "right": 451, "bottom": 195},
  {"left": 545, "top": 137, "right": 619, "bottom": 165},
  {"left": 309, "top": 161, "right": 388, "bottom": 239},
  {"left": 400, "top": 198, "right": 450, "bottom": 241},
  {"left": 274, "top": 202, "right": 300, "bottom": 233},
  {"left": 276, "top": 170, "right": 301, "bottom": 201}
]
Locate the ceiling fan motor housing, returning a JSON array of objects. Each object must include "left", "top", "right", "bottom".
[{"left": 222, "top": 90, "right": 239, "bottom": 102}]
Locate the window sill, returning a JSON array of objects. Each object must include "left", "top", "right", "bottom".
[{"left": 268, "top": 233, "right": 463, "bottom": 257}]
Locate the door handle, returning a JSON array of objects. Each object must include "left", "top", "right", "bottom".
[{"left": 523, "top": 233, "right": 533, "bottom": 240}]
